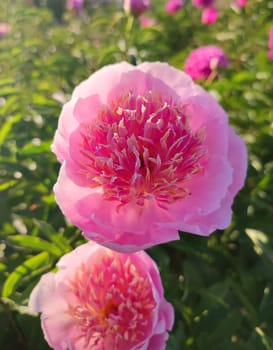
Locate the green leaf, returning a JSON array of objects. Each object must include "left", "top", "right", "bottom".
[
  {"left": 33, "top": 219, "right": 72, "bottom": 254},
  {"left": 19, "top": 141, "right": 51, "bottom": 155},
  {"left": 255, "top": 327, "right": 273, "bottom": 350},
  {"left": 7, "top": 235, "right": 63, "bottom": 257},
  {"left": 0, "top": 114, "right": 21, "bottom": 147},
  {"left": 1, "top": 252, "right": 50, "bottom": 298},
  {"left": 0, "top": 180, "right": 17, "bottom": 191}
]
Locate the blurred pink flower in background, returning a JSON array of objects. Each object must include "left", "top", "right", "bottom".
[
  {"left": 123, "top": 0, "right": 151, "bottom": 16},
  {"left": 192, "top": 0, "right": 214, "bottom": 9},
  {"left": 52, "top": 61, "right": 247, "bottom": 252},
  {"left": 139, "top": 15, "right": 158, "bottom": 27},
  {"left": 165, "top": 0, "right": 184, "bottom": 14},
  {"left": 268, "top": 26, "right": 273, "bottom": 60},
  {"left": 236, "top": 0, "right": 247, "bottom": 7},
  {"left": 184, "top": 45, "right": 229, "bottom": 80},
  {"left": 0, "top": 23, "right": 11, "bottom": 39},
  {"left": 67, "top": 0, "right": 84, "bottom": 9},
  {"left": 201, "top": 7, "right": 218, "bottom": 24},
  {"left": 269, "top": 26, "right": 273, "bottom": 49},
  {"left": 29, "top": 242, "right": 174, "bottom": 350}
]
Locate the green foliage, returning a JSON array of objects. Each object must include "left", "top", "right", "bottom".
[{"left": 0, "top": 0, "right": 273, "bottom": 349}]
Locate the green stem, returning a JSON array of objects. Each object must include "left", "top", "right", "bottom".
[{"left": 124, "top": 14, "right": 137, "bottom": 63}]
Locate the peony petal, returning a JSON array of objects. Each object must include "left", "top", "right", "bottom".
[
  {"left": 51, "top": 100, "right": 79, "bottom": 163},
  {"left": 226, "top": 128, "right": 248, "bottom": 196},
  {"left": 72, "top": 62, "right": 134, "bottom": 102}
]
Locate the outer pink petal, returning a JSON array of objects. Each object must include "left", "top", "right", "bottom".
[
  {"left": 133, "top": 251, "right": 164, "bottom": 299},
  {"left": 41, "top": 309, "right": 74, "bottom": 350},
  {"left": 185, "top": 194, "right": 233, "bottom": 235},
  {"left": 185, "top": 92, "right": 228, "bottom": 133},
  {"left": 73, "top": 94, "right": 102, "bottom": 124},
  {"left": 146, "top": 332, "right": 170, "bottom": 350},
  {"left": 159, "top": 300, "right": 175, "bottom": 331},
  {"left": 28, "top": 273, "right": 74, "bottom": 350},
  {"left": 185, "top": 155, "right": 233, "bottom": 215},
  {"left": 162, "top": 155, "right": 232, "bottom": 235},
  {"left": 72, "top": 62, "right": 134, "bottom": 102},
  {"left": 54, "top": 164, "right": 179, "bottom": 252},
  {"left": 226, "top": 128, "right": 248, "bottom": 196},
  {"left": 51, "top": 100, "right": 79, "bottom": 163},
  {"left": 56, "top": 242, "right": 100, "bottom": 283},
  {"left": 137, "top": 62, "right": 193, "bottom": 93},
  {"left": 167, "top": 127, "right": 247, "bottom": 235},
  {"left": 28, "top": 273, "right": 56, "bottom": 313},
  {"left": 106, "top": 67, "right": 179, "bottom": 103}
]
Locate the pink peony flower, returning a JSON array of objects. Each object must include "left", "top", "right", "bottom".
[
  {"left": 52, "top": 61, "right": 247, "bottom": 252},
  {"left": 184, "top": 45, "right": 229, "bottom": 81},
  {"left": 165, "top": 0, "right": 184, "bottom": 14},
  {"left": 0, "top": 23, "right": 11, "bottom": 39},
  {"left": 139, "top": 15, "right": 158, "bottom": 28},
  {"left": 268, "top": 50, "right": 273, "bottom": 60},
  {"left": 29, "top": 242, "right": 174, "bottom": 350},
  {"left": 201, "top": 7, "right": 218, "bottom": 24},
  {"left": 67, "top": 0, "right": 84, "bottom": 9},
  {"left": 192, "top": 0, "right": 214, "bottom": 9},
  {"left": 236, "top": 0, "right": 247, "bottom": 7},
  {"left": 123, "top": 0, "right": 151, "bottom": 16}
]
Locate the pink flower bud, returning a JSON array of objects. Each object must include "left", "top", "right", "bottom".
[
  {"left": 201, "top": 7, "right": 218, "bottom": 24},
  {"left": 165, "top": 0, "right": 184, "bottom": 14},
  {"left": 192, "top": 0, "right": 215, "bottom": 9},
  {"left": 123, "top": 0, "right": 151, "bottom": 16}
]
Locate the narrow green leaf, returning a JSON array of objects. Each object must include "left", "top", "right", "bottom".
[
  {"left": 255, "top": 327, "right": 273, "bottom": 350},
  {"left": 0, "top": 114, "right": 21, "bottom": 147},
  {"left": 1, "top": 252, "right": 50, "bottom": 298},
  {"left": 7, "top": 235, "right": 63, "bottom": 256},
  {"left": 19, "top": 141, "right": 51, "bottom": 155},
  {"left": 0, "top": 180, "right": 17, "bottom": 191},
  {"left": 33, "top": 219, "right": 72, "bottom": 253}
]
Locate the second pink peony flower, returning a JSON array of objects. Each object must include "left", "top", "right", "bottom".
[{"left": 29, "top": 242, "right": 174, "bottom": 350}]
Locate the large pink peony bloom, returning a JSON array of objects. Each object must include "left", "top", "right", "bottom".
[
  {"left": 201, "top": 7, "right": 218, "bottom": 24},
  {"left": 52, "top": 61, "right": 247, "bottom": 252},
  {"left": 123, "top": 0, "right": 151, "bottom": 16},
  {"left": 184, "top": 45, "right": 229, "bottom": 81},
  {"left": 192, "top": 0, "right": 214, "bottom": 9},
  {"left": 165, "top": 0, "right": 184, "bottom": 14},
  {"left": 29, "top": 242, "right": 174, "bottom": 350}
]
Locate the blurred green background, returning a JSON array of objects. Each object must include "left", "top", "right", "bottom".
[{"left": 0, "top": 0, "right": 273, "bottom": 349}]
